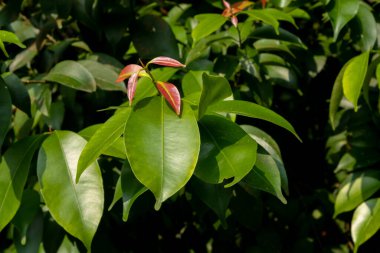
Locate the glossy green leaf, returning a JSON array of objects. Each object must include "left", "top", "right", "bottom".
[
  {"left": 124, "top": 97, "right": 200, "bottom": 210},
  {"left": 261, "top": 8, "right": 297, "bottom": 28},
  {"left": 2, "top": 73, "right": 31, "bottom": 117},
  {"left": 241, "top": 125, "right": 288, "bottom": 195},
  {"left": 43, "top": 101, "right": 65, "bottom": 130},
  {"left": 0, "top": 30, "right": 25, "bottom": 48},
  {"left": 192, "top": 14, "right": 227, "bottom": 43},
  {"left": 0, "top": 135, "right": 45, "bottom": 232},
  {"left": 351, "top": 4, "right": 377, "bottom": 52},
  {"left": 342, "top": 51, "right": 369, "bottom": 110},
  {"left": 251, "top": 26, "right": 304, "bottom": 47},
  {"left": 352, "top": 198, "right": 380, "bottom": 253},
  {"left": 190, "top": 177, "right": 233, "bottom": 225},
  {"left": 329, "top": 63, "right": 348, "bottom": 129},
  {"left": 44, "top": 60, "right": 96, "bottom": 92},
  {"left": 77, "top": 108, "right": 131, "bottom": 181},
  {"left": 109, "top": 176, "right": 122, "bottom": 211},
  {"left": 132, "top": 15, "right": 179, "bottom": 59},
  {"left": 198, "top": 73, "right": 232, "bottom": 119},
  {"left": 78, "top": 60, "right": 126, "bottom": 92},
  {"left": 242, "top": 153, "right": 287, "bottom": 204},
  {"left": 0, "top": 77, "right": 12, "bottom": 150},
  {"left": 195, "top": 115, "right": 258, "bottom": 187},
  {"left": 12, "top": 190, "right": 40, "bottom": 245},
  {"left": 37, "top": 131, "right": 104, "bottom": 250},
  {"left": 208, "top": 100, "right": 301, "bottom": 141},
  {"left": 57, "top": 236, "right": 80, "bottom": 253},
  {"left": 242, "top": 10, "right": 279, "bottom": 34},
  {"left": 78, "top": 124, "right": 126, "bottom": 159},
  {"left": 334, "top": 170, "right": 380, "bottom": 217},
  {"left": 326, "top": 0, "right": 360, "bottom": 41},
  {"left": 121, "top": 162, "right": 147, "bottom": 222}
]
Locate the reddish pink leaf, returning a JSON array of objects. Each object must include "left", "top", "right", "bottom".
[
  {"left": 231, "top": 1, "right": 253, "bottom": 10},
  {"left": 231, "top": 15, "right": 238, "bottom": 27},
  {"left": 147, "top": 57, "right": 186, "bottom": 68},
  {"left": 127, "top": 72, "right": 139, "bottom": 105},
  {"left": 261, "top": 0, "right": 267, "bottom": 7},
  {"left": 223, "top": 0, "right": 231, "bottom": 9},
  {"left": 156, "top": 81, "right": 181, "bottom": 115},
  {"left": 116, "top": 64, "right": 143, "bottom": 82}
]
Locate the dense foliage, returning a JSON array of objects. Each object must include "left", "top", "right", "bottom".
[{"left": 0, "top": 0, "right": 380, "bottom": 252}]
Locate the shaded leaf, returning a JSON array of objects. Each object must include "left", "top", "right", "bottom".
[
  {"left": 124, "top": 97, "right": 200, "bottom": 210},
  {"left": 37, "top": 131, "right": 104, "bottom": 250},
  {"left": 329, "top": 63, "right": 348, "bottom": 129},
  {"left": 342, "top": 51, "right": 369, "bottom": 110},
  {"left": 334, "top": 170, "right": 380, "bottom": 217},
  {"left": 0, "top": 77, "right": 12, "bottom": 150},
  {"left": 195, "top": 115, "right": 258, "bottom": 187},
  {"left": 352, "top": 198, "right": 380, "bottom": 253},
  {"left": 208, "top": 100, "right": 301, "bottom": 141},
  {"left": 351, "top": 4, "right": 377, "bottom": 52},
  {"left": 0, "top": 135, "right": 45, "bottom": 232},
  {"left": 326, "top": 0, "right": 360, "bottom": 41},
  {"left": 44, "top": 60, "right": 96, "bottom": 92},
  {"left": 9, "top": 43, "right": 38, "bottom": 72},
  {"left": 2, "top": 73, "right": 31, "bottom": 117},
  {"left": 77, "top": 108, "right": 131, "bottom": 181}
]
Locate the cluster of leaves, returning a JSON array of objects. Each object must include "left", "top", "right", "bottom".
[{"left": 1, "top": 0, "right": 380, "bottom": 252}]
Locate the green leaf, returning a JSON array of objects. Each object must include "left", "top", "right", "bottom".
[
  {"left": 351, "top": 4, "right": 377, "bottom": 52},
  {"left": 37, "top": 131, "right": 104, "bottom": 250},
  {"left": 9, "top": 43, "right": 38, "bottom": 72},
  {"left": 192, "top": 14, "right": 227, "bottom": 43},
  {"left": 342, "top": 51, "right": 369, "bottom": 110},
  {"left": 195, "top": 115, "right": 258, "bottom": 187},
  {"left": 132, "top": 15, "right": 179, "bottom": 59},
  {"left": 0, "top": 77, "right": 12, "bottom": 150},
  {"left": 377, "top": 64, "right": 380, "bottom": 90},
  {"left": 242, "top": 10, "right": 280, "bottom": 34},
  {"left": 78, "top": 124, "right": 126, "bottom": 159},
  {"left": 352, "top": 198, "right": 380, "bottom": 253},
  {"left": 329, "top": 63, "right": 348, "bottom": 129},
  {"left": 0, "top": 135, "right": 45, "bottom": 232},
  {"left": 198, "top": 73, "right": 232, "bottom": 119},
  {"left": 0, "top": 30, "right": 26, "bottom": 48},
  {"left": 208, "top": 100, "right": 301, "bottom": 141},
  {"left": 124, "top": 96, "right": 200, "bottom": 210},
  {"left": 261, "top": 8, "right": 297, "bottom": 28},
  {"left": 334, "top": 170, "right": 380, "bottom": 217},
  {"left": 121, "top": 162, "right": 147, "bottom": 222},
  {"left": 78, "top": 60, "right": 126, "bottom": 92},
  {"left": 251, "top": 26, "right": 305, "bottom": 47},
  {"left": 240, "top": 125, "right": 288, "bottom": 195},
  {"left": 2, "top": 73, "right": 31, "bottom": 117},
  {"left": 77, "top": 108, "right": 131, "bottom": 181},
  {"left": 242, "top": 153, "right": 287, "bottom": 204},
  {"left": 14, "top": 212, "right": 43, "bottom": 253},
  {"left": 57, "top": 236, "right": 80, "bottom": 253},
  {"left": 190, "top": 177, "right": 233, "bottom": 226},
  {"left": 326, "top": 0, "right": 360, "bottom": 41},
  {"left": 108, "top": 176, "right": 122, "bottom": 211},
  {"left": 44, "top": 60, "right": 96, "bottom": 92}
]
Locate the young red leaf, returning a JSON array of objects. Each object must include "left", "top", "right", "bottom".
[
  {"left": 231, "top": 16, "right": 238, "bottom": 27},
  {"left": 116, "top": 64, "right": 143, "bottom": 82},
  {"left": 261, "top": 0, "right": 267, "bottom": 7},
  {"left": 231, "top": 1, "right": 253, "bottom": 10},
  {"left": 127, "top": 72, "right": 139, "bottom": 105},
  {"left": 223, "top": 0, "right": 231, "bottom": 9},
  {"left": 147, "top": 57, "right": 186, "bottom": 68},
  {"left": 156, "top": 81, "right": 181, "bottom": 115}
]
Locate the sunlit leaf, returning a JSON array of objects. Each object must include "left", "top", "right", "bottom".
[{"left": 192, "top": 14, "right": 227, "bottom": 43}]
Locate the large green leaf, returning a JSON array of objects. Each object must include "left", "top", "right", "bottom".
[
  {"left": 0, "top": 30, "right": 25, "bottom": 57},
  {"left": 342, "top": 51, "right": 369, "bottom": 111},
  {"left": 261, "top": 8, "right": 297, "bottom": 28},
  {"left": 242, "top": 10, "right": 280, "bottom": 34},
  {"left": 44, "top": 60, "right": 96, "bottom": 92},
  {"left": 334, "top": 170, "right": 380, "bottom": 217},
  {"left": 0, "top": 135, "right": 45, "bottom": 232},
  {"left": 124, "top": 97, "right": 200, "bottom": 210},
  {"left": 77, "top": 108, "right": 131, "bottom": 181},
  {"left": 198, "top": 73, "right": 232, "bottom": 119},
  {"left": 208, "top": 100, "right": 301, "bottom": 141},
  {"left": 329, "top": 63, "right": 348, "bottom": 129},
  {"left": 192, "top": 14, "right": 227, "bottom": 43},
  {"left": 132, "top": 15, "right": 179, "bottom": 59},
  {"left": 0, "top": 77, "right": 12, "bottom": 150},
  {"left": 37, "top": 131, "right": 104, "bottom": 250},
  {"left": 242, "top": 153, "right": 287, "bottom": 204},
  {"left": 351, "top": 198, "right": 380, "bottom": 253},
  {"left": 195, "top": 115, "right": 257, "bottom": 187},
  {"left": 326, "top": 0, "right": 360, "bottom": 41},
  {"left": 351, "top": 4, "right": 377, "bottom": 52},
  {"left": 121, "top": 162, "right": 147, "bottom": 222},
  {"left": 190, "top": 177, "right": 233, "bottom": 226},
  {"left": 251, "top": 26, "right": 304, "bottom": 47},
  {"left": 78, "top": 60, "right": 126, "bottom": 92},
  {"left": 3, "top": 73, "right": 31, "bottom": 117}
]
